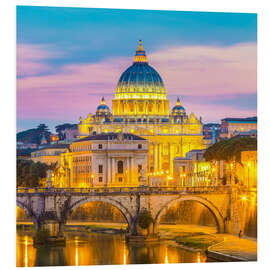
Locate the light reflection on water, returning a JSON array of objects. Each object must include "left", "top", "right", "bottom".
[{"left": 16, "top": 230, "right": 207, "bottom": 266}]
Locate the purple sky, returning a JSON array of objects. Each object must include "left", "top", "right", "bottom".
[{"left": 17, "top": 7, "right": 257, "bottom": 132}]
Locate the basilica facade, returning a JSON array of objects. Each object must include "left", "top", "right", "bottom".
[{"left": 77, "top": 41, "right": 205, "bottom": 181}]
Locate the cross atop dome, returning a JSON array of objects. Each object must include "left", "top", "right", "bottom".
[
  {"left": 134, "top": 40, "right": 147, "bottom": 63},
  {"left": 138, "top": 40, "right": 143, "bottom": 51}
]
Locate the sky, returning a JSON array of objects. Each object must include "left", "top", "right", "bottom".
[{"left": 16, "top": 6, "right": 257, "bottom": 132}]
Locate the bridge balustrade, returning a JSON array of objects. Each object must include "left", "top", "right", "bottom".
[{"left": 17, "top": 185, "right": 230, "bottom": 195}]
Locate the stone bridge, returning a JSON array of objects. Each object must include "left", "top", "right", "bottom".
[{"left": 16, "top": 186, "right": 243, "bottom": 242}]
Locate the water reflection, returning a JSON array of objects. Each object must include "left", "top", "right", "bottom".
[{"left": 16, "top": 230, "right": 207, "bottom": 266}]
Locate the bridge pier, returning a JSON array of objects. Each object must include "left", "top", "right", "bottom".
[
  {"left": 126, "top": 210, "right": 159, "bottom": 242},
  {"left": 33, "top": 210, "right": 66, "bottom": 246}
]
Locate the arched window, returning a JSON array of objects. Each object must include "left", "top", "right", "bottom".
[{"left": 117, "top": 160, "right": 123, "bottom": 174}]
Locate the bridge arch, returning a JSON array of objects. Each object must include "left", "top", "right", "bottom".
[
  {"left": 69, "top": 197, "right": 134, "bottom": 231},
  {"left": 16, "top": 200, "right": 38, "bottom": 229},
  {"left": 154, "top": 196, "right": 225, "bottom": 233}
]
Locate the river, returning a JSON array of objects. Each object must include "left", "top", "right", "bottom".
[{"left": 16, "top": 229, "right": 208, "bottom": 266}]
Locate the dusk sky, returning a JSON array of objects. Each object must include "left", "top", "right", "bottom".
[{"left": 17, "top": 6, "right": 257, "bottom": 132}]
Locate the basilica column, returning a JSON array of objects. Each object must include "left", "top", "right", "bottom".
[
  {"left": 111, "top": 157, "right": 115, "bottom": 184},
  {"left": 131, "top": 156, "right": 135, "bottom": 184},
  {"left": 158, "top": 143, "right": 163, "bottom": 172},
  {"left": 168, "top": 143, "right": 174, "bottom": 176},
  {"left": 126, "top": 157, "right": 130, "bottom": 185},
  {"left": 105, "top": 155, "right": 109, "bottom": 187},
  {"left": 108, "top": 157, "right": 111, "bottom": 186},
  {"left": 134, "top": 101, "right": 137, "bottom": 115},
  {"left": 154, "top": 143, "right": 158, "bottom": 173}
]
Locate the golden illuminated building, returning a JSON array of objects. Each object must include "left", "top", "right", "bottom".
[
  {"left": 60, "top": 41, "right": 205, "bottom": 187},
  {"left": 220, "top": 117, "right": 257, "bottom": 138},
  {"left": 31, "top": 144, "right": 69, "bottom": 166},
  {"left": 59, "top": 133, "right": 148, "bottom": 187}
]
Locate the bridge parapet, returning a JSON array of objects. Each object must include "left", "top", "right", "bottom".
[{"left": 16, "top": 185, "right": 232, "bottom": 196}]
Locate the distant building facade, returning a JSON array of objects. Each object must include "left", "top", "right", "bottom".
[
  {"left": 203, "top": 123, "right": 221, "bottom": 143},
  {"left": 31, "top": 144, "right": 69, "bottom": 166},
  {"left": 220, "top": 117, "right": 257, "bottom": 138}
]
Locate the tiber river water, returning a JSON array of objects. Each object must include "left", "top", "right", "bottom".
[{"left": 16, "top": 229, "right": 208, "bottom": 266}]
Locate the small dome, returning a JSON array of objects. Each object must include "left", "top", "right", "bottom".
[
  {"left": 172, "top": 97, "right": 185, "bottom": 115},
  {"left": 96, "top": 97, "right": 110, "bottom": 115}
]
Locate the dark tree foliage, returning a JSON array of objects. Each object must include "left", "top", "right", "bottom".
[
  {"left": 17, "top": 124, "right": 51, "bottom": 145},
  {"left": 204, "top": 136, "right": 257, "bottom": 163},
  {"left": 16, "top": 159, "right": 56, "bottom": 187},
  {"left": 55, "top": 123, "right": 78, "bottom": 140},
  {"left": 137, "top": 210, "right": 153, "bottom": 229}
]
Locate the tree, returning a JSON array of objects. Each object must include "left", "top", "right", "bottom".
[
  {"left": 17, "top": 159, "right": 51, "bottom": 187},
  {"left": 137, "top": 210, "right": 153, "bottom": 229},
  {"left": 204, "top": 136, "right": 257, "bottom": 164},
  {"left": 17, "top": 124, "right": 51, "bottom": 145},
  {"left": 55, "top": 123, "right": 78, "bottom": 140}
]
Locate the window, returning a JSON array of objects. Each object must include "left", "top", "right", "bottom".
[
  {"left": 98, "top": 165, "right": 103, "bottom": 173},
  {"left": 138, "top": 164, "right": 142, "bottom": 173},
  {"left": 98, "top": 144, "right": 103, "bottom": 149},
  {"left": 99, "top": 177, "right": 103, "bottom": 182},
  {"left": 138, "top": 144, "right": 142, "bottom": 149},
  {"left": 118, "top": 177, "right": 123, "bottom": 182},
  {"left": 117, "top": 160, "right": 123, "bottom": 174}
]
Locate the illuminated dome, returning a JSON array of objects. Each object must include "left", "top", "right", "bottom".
[
  {"left": 115, "top": 40, "right": 166, "bottom": 99},
  {"left": 96, "top": 97, "right": 110, "bottom": 116},
  {"left": 172, "top": 98, "right": 185, "bottom": 115}
]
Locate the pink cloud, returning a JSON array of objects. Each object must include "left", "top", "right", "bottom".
[
  {"left": 149, "top": 43, "right": 257, "bottom": 96},
  {"left": 182, "top": 101, "right": 256, "bottom": 123},
  {"left": 17, "top": 43, "right": 257, "bottom": 123},
  {"left": 17, "top": 44, "right": 61, "bottom": 77}
]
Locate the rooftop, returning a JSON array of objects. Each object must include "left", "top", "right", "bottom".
[
  {"left": 222, "top": 117, "right": 257, "bottom": 123},
  {"left": 33, "top": 144, "right": 70, "bottom": 152},
  {"left": 74, "top": 132, "right": 146, "bottom": 143}
]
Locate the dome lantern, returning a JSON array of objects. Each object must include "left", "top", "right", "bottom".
[{"left": 134, "top": 40, "right": 147, "bottom": 63}]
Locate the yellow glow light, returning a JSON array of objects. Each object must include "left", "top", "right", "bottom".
[
  {"left": 24, "top": 236, "right": 28, "bottom": 267},
  {"left": 242, "top": 196, "right": 247, "bottom": 201},
  {"left": 248, "top": 162, "right": 251, "bottom": 167}
]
